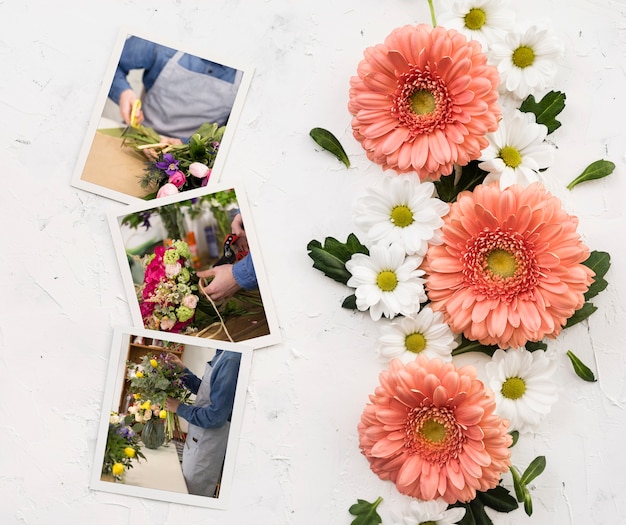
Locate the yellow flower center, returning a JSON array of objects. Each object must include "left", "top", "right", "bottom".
[
  {"left": 499, "top": 146, "right": 522, "bottom": 168},
  {"left": 512, "top": 45, "right": 535, "bottom": 68},
  {"left": 405, "top": 333, "right": 427, "bottom": 354},
  {"left": 487, "top": 249, "right": 517, "bottom": 278},
  {"left": 390, "top": 205, "right": 414, "bottom": 228},
  {"left": 464, "top": 8, "right": 487, "bottom": 30},
  {"left": 421, "top": 418, "right": 447, "bottom": 443},
  {"left": 376, "top": 270, "right": 398, "bottom": 292},
  {"left": 410, "top": 89, "right": 436, "bottom": 115},
  {"left": 420, "top": 522, "right": 438, "bottom": 525},
  {"left": 501, "top": 376, "right": 526, "bottom": 400}
]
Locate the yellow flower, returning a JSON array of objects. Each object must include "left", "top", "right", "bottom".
[
  {"left": 124, "top": 447, "right": 136, "bottom": 458},
  {"left": 150, "top": 359, "right": 158, "bottom": 368},
  {"left": 135, "top": 371, "right": 144, "bottom": 378},
  {"left": 140, "top": 400, "right": 151, "bottom": 411},
  {"left": 159, "top": 410, "right": 167, "bottom": 419},
  {"left": 112, "top": 463, "right": 125, "bottom": 476},
  {"left": 133, "top": 393, "right": 141, "bottom": 400}
]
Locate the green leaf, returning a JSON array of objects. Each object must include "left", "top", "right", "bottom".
[
  {"left": 519, "top": 91, "right": 566, "bottom": 133},
  {"left": 342, "top": 294, "right": 358, "bottom": 310},
  {"left": 452, "top": 499, "right": 494, "bottom": 525},
  {"left": 510, "top": 466, "right": 526, "bottom": 503},
  {"left": 452, "top": 335, "right": 499, "bottom": 357},
  {"left": 310, "top": 127, "right": 350, "bottom": 167},
  {"left": 567, "top": 159, "right": 615, "bottom": 190},
  {"left": 476, "top": 485, "right": 519, "bottom": 513},
  {"left": 523, "top": 491, "right": 533, "bottom": 516},
  {"left": 525, "top": 341, "right": 547, "bottom": 352},
  {"left": 520, "top": 456, "right": 546, "bottom": 486},
  {"left": 564, "top": 302, "right": 598, "bottom": 328},
  {"left": 348, "top": 497, "right": 383, "bottom": 525},
  {"left": 307, "top": 234, "right": 368, "bottom": 285},
  {"left": 434, "top": 161, "right": 488, "bottom": 203},
  {"left": 566, "top": 350, "right": 597, "bottom": 382},
  {"left": 509, "top": 430, "right": 519, "bottom": 447},
  {"left": 583, "top": 251, "right": 611, "bottom": 301}
]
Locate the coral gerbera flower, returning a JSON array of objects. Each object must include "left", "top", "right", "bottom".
[
  {"left": 348, "top": 24, "right": 501, "bottom": 181},
  {"left": 358, "top": 356, "right": 512, "bottom": 503},
  {"left": 422, "top": 183, "right": 595, "bottom": 348}
]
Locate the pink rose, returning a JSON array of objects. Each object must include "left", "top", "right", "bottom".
[
  {"left": 168, "top": 170, "right": 187, "bottom": 188},
  {"left": 160, "top": 317, "right": 176, "bottom": 331},
  {"left": 182, "top": 294, "right": 199, "bottom": 309},
  {"left": 165, "top": 262, "right": 182, "bottom": 278},
  {"left": 188, "top": 162, "right": 211, "bottom": 179},
  {"left": 157, "top": 183, "right": 179, "bottom": 198}
]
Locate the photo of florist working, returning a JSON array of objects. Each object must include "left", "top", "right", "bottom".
[
  {"left": 113, "top": 186, "right": 278, "bottom": 347},
  {"left": 96, "top": 330, "right": 251, "bottom": 505}
]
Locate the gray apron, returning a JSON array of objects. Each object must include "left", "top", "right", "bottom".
[
  {"left": 182, "top": 354, "right": 230, "bottom": 498},
  {"left": 142, "top": 51, "right": 242, "bottom": 139}
]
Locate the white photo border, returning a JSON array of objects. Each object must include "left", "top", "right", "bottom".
[
  {"left": 71, "top": 26, "right": 253, "bottom": 204},
  {"left": 90, "top": 325, "right": 253, "bottom": 509},
  {"left": 107, "top": 182, "right": 281, "bottom": 350}
]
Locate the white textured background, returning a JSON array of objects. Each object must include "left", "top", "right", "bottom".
[{"left": 2, "top": 0, "right": 626, "bottom": 523}]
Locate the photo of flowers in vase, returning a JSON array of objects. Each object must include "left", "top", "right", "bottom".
[
  {"left": 91, "top": 327, "right": 253, "bottom": 509},
  {"left": 71, "top": 29, "right": 252, "bottom": 203},
  {"left": 108, "top": 184, "right": 280, "bottom": 349}
]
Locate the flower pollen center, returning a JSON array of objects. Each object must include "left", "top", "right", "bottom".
[
  {"left": 464, "top": 8, "right": 487, "bottom": 30},
  {"left": 501, "top": 377, "right": 526, "bottom": 400},
  {"left": 512, "top": 45, "right": 535, "bottom": 68},
  {"left": 393, "top": 66, "right": 453, "bottom": 136},
  {"left": 420, "top": 522, "right": 438, "bottom": 525},
  {"left": 421, "top": 418, "right": 447, "bottom": 443},
  {"left": 487, "top": 249, "right": 517, "bottom": 278},
  {"left": 377, "top": 270, "right": 398, "bottom": 292},
  {"left": 168, "top": 163, "right": 177, "bottom": 171},
  {"left": 410, "top": 89, "right": 436, "bottom": 115},
  {"left": 405, "top": 332, "right": 427, "bottom": 354},
  {"left": 463, "top": 228, "right": 539, "bottom": 302},
  {"left": 499, "top": 146, "right": 522, "bottom": 168},
  {"left": 391, "top": 205, "right": 415, "bottom": 228}
]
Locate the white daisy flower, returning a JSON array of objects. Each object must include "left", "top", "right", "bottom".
[
  {"left": 391, "top": 499, "right": 466, "bottom": 525},
  {"left": 378, "top": 306, "right": 458, "bottom": 363},
  {"left": 478, "top": 109, "right": 555, "bottom": 188},
  {"left": 438, "top": 0, "right": 515, "bottom": 51},
  {"left": 485, "top": 348, "right": 559, "bottom": 434},
  {"left": 353, "top": 174, "right": 449, "bottom": 257},
  {"left": 345, "top": 242, "right": 426, "bottom": 321},
  {"left": 489, "top": 25, "right": 564, "bottom": 99}
]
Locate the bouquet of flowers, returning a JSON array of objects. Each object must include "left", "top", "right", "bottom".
[
  {"left": 307, "top": 1, "right": 614, "bottom": 524},
  {"left": 121, "top": 122, "right": 225, "bottom": 199},
  {"left": 128, "top": 353, "right": 192, "bottom": 441},
  {"left": 139, "top": 239, "right": 201, "bottom": 334},
  {"left": 102, "top": 412, "right": 145, "bottom": 480}
]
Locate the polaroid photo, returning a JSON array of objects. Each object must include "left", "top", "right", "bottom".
[
  {"left": 108, "top": 182, "right": 281, "bottom": 350},
  {"left": 71, "top": 27, "right": 253, "bottom": 203},
  {"left": 90, "top": 326, "right": 253, "bottom": 509}
]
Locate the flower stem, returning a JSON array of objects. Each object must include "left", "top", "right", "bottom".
[{"left": 426, "top": 0, "right": 437, "bottom": 27}]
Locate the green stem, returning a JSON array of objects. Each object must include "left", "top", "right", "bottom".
[{"left": 426, "top": 0, "right": 437, "bottom": 27}]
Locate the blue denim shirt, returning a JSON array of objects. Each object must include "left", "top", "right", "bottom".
[
  {"left": 176, "top": 350, "right": 241, "bottom": 429},
  {"left": 109, "top": 35, "right": 237, "bottom": 104},
  {"left": 232, "top": 254, "right": 258, "bottom": 290}
]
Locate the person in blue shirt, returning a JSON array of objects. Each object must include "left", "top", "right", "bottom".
[
  {"left": 165, "top": 349, "right": 241, "bottom": 498},
  {"left": 198, "top": 212, "right": 258, "bottom": 301},
  {"left": 109, "top": 35, "right": 242, "bottom": 141}
]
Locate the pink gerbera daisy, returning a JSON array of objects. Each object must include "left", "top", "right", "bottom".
[
  {"left": 348, "top": 24, "right": 501, "bottom": 181},
  {"left": 358, "top": 356, "right": 512, "bottom": 503},
  {"left": 422, "top": 182, "right": 595, "bottom": 348}
]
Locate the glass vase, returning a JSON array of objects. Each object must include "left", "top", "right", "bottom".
[{"left": 141, "top": 418, "right": 165, "bottom": 449}]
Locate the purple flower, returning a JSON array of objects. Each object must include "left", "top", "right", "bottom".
[{"left": 155, "top": 153, "right": 180, "bottom": 175}]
